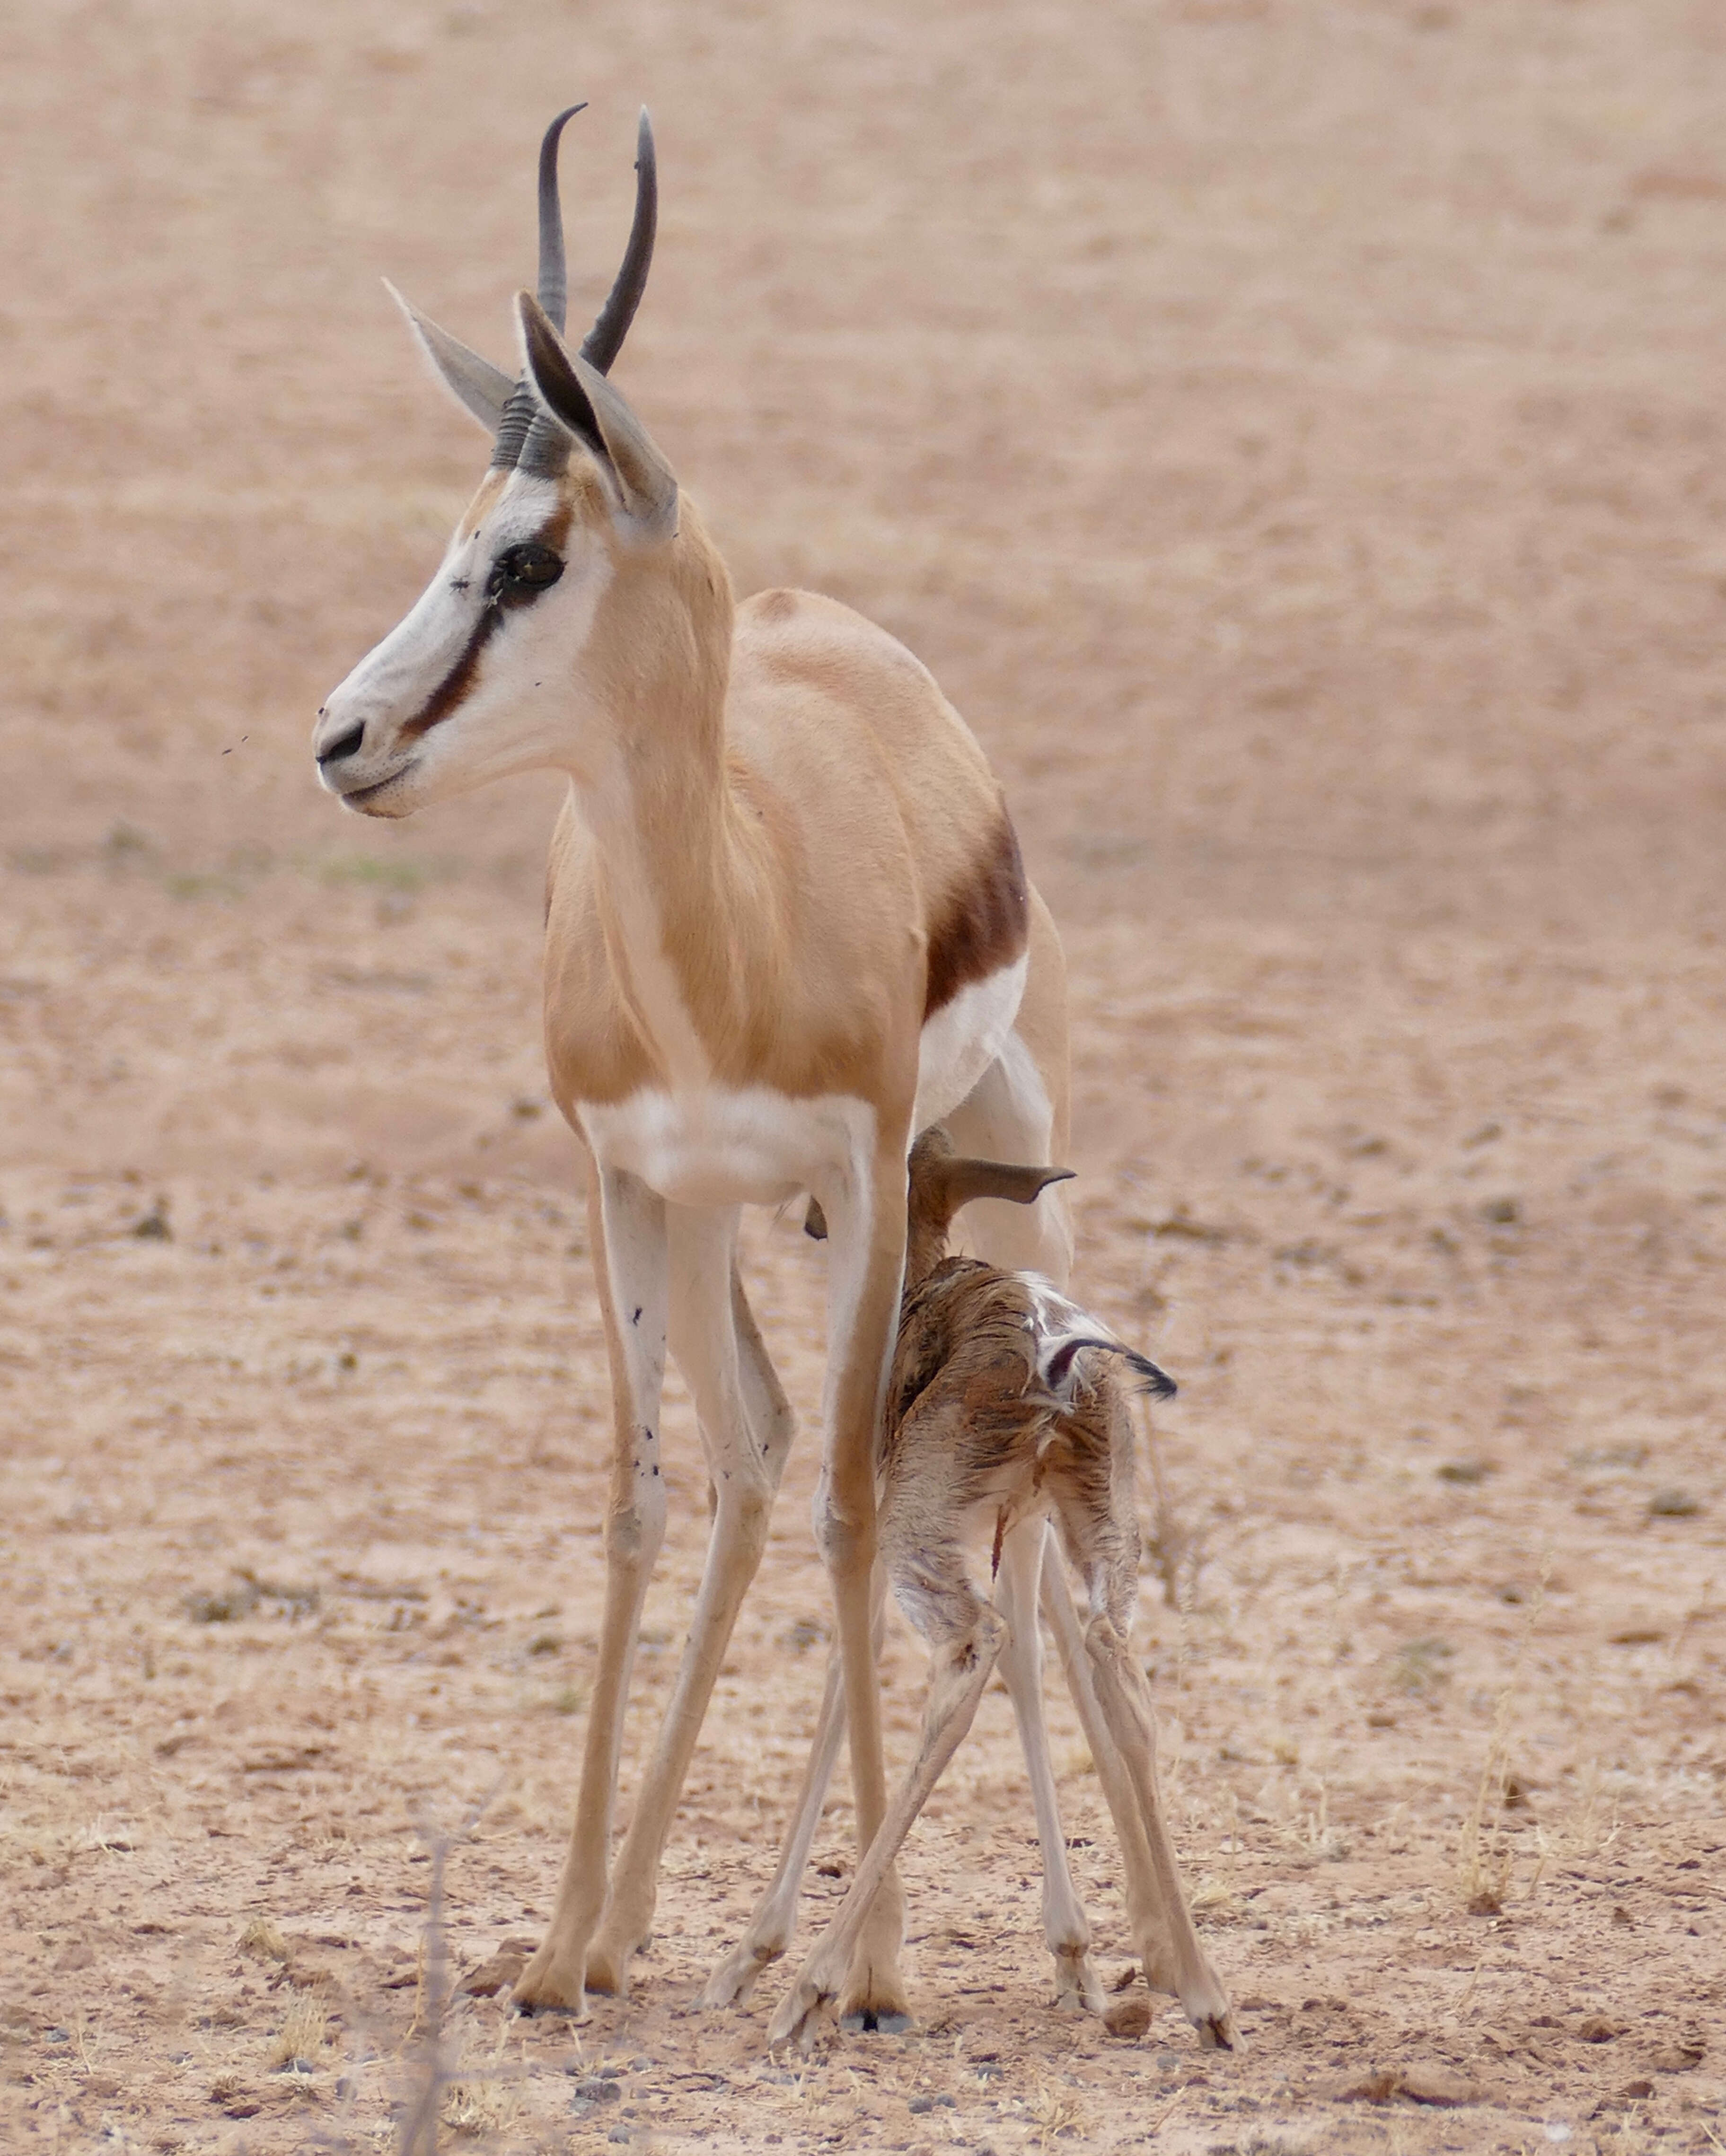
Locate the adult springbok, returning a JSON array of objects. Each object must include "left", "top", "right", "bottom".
[{"left": 313, "top": 106, "right": 1073, "bottom": 2029}]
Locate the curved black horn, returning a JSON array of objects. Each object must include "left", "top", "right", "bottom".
[
  {"left": 580, "top": 107, "right": 656, "bottom": 376},
  {"left": 536, "top": 103, "right": 588, "bottom": 334}
]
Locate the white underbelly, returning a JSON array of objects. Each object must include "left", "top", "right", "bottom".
[
  {"left": 577, "top": 1087, "right": 878, "bottom": 1208},
  {"left": 575, "top": 953, "right": 1027, "bottom": 1208}
]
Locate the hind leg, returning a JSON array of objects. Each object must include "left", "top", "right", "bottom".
[
  {"left": 1051, "top": 1424, "right": 1239, "bottom": 2051},
  {"left": 945, "top": 891, "right": 1073, "bottom": 1284},
  {"left": 1039, "top": 1545, "right": 1180, "bottom": 1988}
]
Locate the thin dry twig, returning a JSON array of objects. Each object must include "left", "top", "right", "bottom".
[{"left": 394, "top": 1785, "right": 506, "bottom": 2156}]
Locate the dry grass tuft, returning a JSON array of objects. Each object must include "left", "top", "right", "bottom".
[
  {"left": 1025, "top": 2076, "right": 1090, "bottom": 2145},
  {"left": 238, "top": 1915, "right": 291, "bottom": 1963},
  {"left": 1140, "top": 1411, "right": 1204, "bottom": 1612},
  {"left": 1189, "top": 1872, "right": 1242, "bottom": 1918},
  {"left": 1458, "top": 1558, "right": 1549, "bottom": 1914},
  {"left": 266, "top": 1990, "right": 330, "bottom": 2072},
  {"left": 440, "top": 2023, "right": 523, "bottom": 2141},
  {"left": 1533, "top": 1757, "right": 1623, "bottom": 1884},
  {"left": 1387, "top": 1637, "right": 1455, "bottom": 1695}
]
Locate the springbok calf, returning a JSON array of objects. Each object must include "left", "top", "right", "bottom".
[
  {"left": 760, "top": 1129, "right": 1239, "bottom": 2050},
  {"left": 312, "top": 107, "right": 1074, "bottom": 2027}
]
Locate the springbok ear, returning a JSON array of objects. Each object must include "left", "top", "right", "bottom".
[
  {"left": 385, "top": 281, "right": 514, "bottom": 434},
  {"left": 516, "top": 290, "right": 678, "bottom": 542},
  {"left": 942, "top": 1158, "right": 1075, "bottom": 1215}
]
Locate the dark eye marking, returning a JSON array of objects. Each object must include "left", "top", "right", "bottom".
[{"left": 486, "top": 543, "right": 565, "bottom": 607}]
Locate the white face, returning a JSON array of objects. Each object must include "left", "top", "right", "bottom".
[{"left": 311, "top": 468, "right": 613, "bottom": 818}]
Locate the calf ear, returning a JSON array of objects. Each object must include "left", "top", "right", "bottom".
[
  {"left": 386, "top": 282, "right": 514, "bottom": 433},
  {"left": 943, "top": 1158, "right": 1074, "bottom": 1215},
  {"left": 517, "top": 290, "right": 678, "bottom": 542}
]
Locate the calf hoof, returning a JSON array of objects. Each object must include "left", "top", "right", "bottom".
[
  {"left": 700, "top": 1937, "right": 784, "bottom": 2011},
  {"left": 767, "top": 1961, "right": 842, "bottom": 2051}
]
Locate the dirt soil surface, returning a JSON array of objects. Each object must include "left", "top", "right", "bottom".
[{"left": 3, "top": 2, "right": 1724, "bottom": 2152}]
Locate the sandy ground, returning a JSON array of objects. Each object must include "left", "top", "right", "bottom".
[{"left": 3, "top": 1, "right": 1725, "bottom": 2151}]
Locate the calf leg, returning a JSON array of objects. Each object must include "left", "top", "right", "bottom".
[
  {"left": 1082, "top": 1613, "right": 1237, "bottom": 2046},
  {"left": 1038, "top": 1541, "right": 1183, "bottom": 1986},
  {"left": 993, "top": 1521, "right": 1103, "bottom": 2013},
  {"left": 701, "top": 1573, "right": 888, "bottom": 2008},
  {"left": 1055, "top": 1478, "right": 1238, "bottom": 2049},
  {"left": 767, "top": 1602, "right": 1004, "bottom": 2050}
]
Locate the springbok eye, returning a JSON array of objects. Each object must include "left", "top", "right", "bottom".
[{"left": 487, "top": 543, "right": 565, "bottom": 605}]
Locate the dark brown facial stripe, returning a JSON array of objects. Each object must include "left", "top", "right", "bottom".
[
  {"left": 398, "top": 509, "right": 571, "bottom": 744},
  {"left": 398, "top": 603, "right": 504, "bottom": 742},
  {"left": 923, "top": 810, "right": 1030, "bottom": 1020}
]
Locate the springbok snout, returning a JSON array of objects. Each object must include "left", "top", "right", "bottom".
[{"left": 314, "top": 716, "right": 367, "bottom": 768}]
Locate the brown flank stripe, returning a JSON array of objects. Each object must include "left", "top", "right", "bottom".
[{"left": 923, "top": 811, "right": 1029, "bottom": 1021}]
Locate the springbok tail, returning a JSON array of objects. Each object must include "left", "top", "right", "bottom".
[{"left": 1041, "top": 1334, "right": 1177, "bottom": 1402}]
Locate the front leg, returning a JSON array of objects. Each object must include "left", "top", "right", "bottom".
[
  {"left": 515, "top": 1167, "right": 669, "bottom": 2015},
  {"left": 586, "top": 1215, "right": 799, "bottom": 1994},
  {"left": 813, "top": 1141, "right": 912, "bottom": 2033}
]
